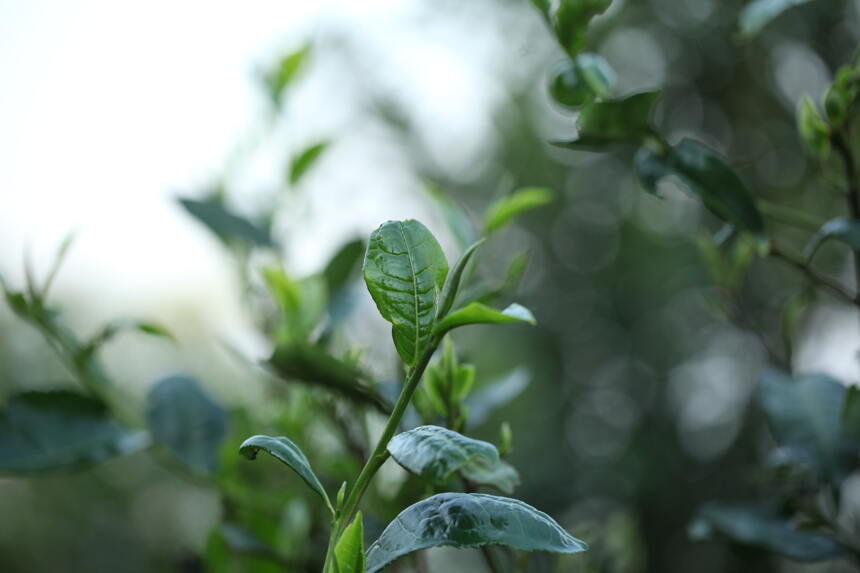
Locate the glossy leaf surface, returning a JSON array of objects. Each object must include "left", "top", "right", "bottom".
[
  {"left": 365, "top": 493, "right": 587, "bottom": 572},
  {"left": 335, "top": 512, "right": 365, "bottom": 573},
  {"left": 387, "top": 425, "right": 499, "bottom": 484},
  {"left": 363, "top": 220, "right": 448, "bottom": 365},
  {"left": 434, "top": 302, "right": 535, "bottom": 335}
]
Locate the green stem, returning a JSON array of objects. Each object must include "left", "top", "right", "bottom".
[
  {"left": 323, "top": 336, "right": 441, "bottom": 567},
  {"left": 769, "top": 244, "right": 857, "bottom": 305}
]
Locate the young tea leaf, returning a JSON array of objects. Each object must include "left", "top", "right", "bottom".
[
  {"left": 146, "top": 376, "right": 229, "bottom": 475},
  {"left": 387, "top": 425, "right": 500, "bottom": 484},
  {"left": 289, "top": 141, "right": 329, "bottom": 185},
  {"left": 263, "top": 43, "right": 311, "bottom": 104},
  {"left": 334, "top": 512, "right": 365, "bottom": 573},
  {"left": 365, "top": 493, "right": 588, "bottom": 572},
  {"left": 434, "top": 302, "right": 535, "bottom": 336},
  {"left": 363, "top": 220, "right": 449, "bottom": 365},
  {"left": 0, "top": 390, "right": 149, "bottom": 473},
  {"left": 549, "top": 53, "right": 616, "bottom": 108},
  {"left": 483, "top": 188, "right": 555, "bottom": 235},
  {"left": 239, "top": 434, "right": 334, "bottom": 514}
]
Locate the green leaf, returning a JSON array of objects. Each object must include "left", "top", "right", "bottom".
[
  {"left": 239, "top": 434, "right": 334, "bottom": 514},
  {"left": 365, "top": 493, "right": 588, "bottom": 572},
  {"left": 634, "top": 139, "right": 766, "bottom": 236},
  {"left": 269, "top": 343, "right": 390, "bottom": 413},
  {"left": 483, "top": 188, "right": 555, "bottom": 235},
  {"left": 146, "top": 376, "right": 228, "bottom": 475},
  {"left": 387, "top": 425, "right": 500, "bottom": 484},
  {"left": 0, "top": 390, "right": 148, "bottom": 473},
  {"left": 263, "top": 269, "right": 327, "bottom": 343},
  {"left": 263, "top": 43, "right": 311, "bottom": 104},
  {"left": 178, "top": 197, "right": 272, "bottom": 247},
  {"left": 798, "top": 96, "right": 831, "bottom": 158},
  {"left": 323, "top": 239, "right": 366, "bottom": 299},
  {"left": 335, "top": 512, "right": 365, "bottom": 573},
  {"left": 804, "top": 218, "right": 860, "bottom": 261},
  {"left": 363, "top": 220, "right": 449, "bottom": 365},
  {"left": 690, "top": 503, "right": 843, "bottom": 561},
  {"left": 289, "top": 141, "right": 329, "bottom": 185},
  {"left": 87, "top": 319, "right": 175, "bottom": 349},
  {"left": 436, "top": 239, "right": 484, "bottom": 320},
  {"left": 759, "top": 370, "right": 851, "bottom": 480},
  {"left": 434, "top": 302, "right": 535, "bottom": 336},
  {"left": 549, "top": 53, "right": 615, "bottom": 108},
  {"left": 425, "top": 183, "right": 477, "bottom": 249},
  {"left": 739, "top": 0, "right": 813, "bottom": 39},
  {"left": 461, "top": 458, "right": 520, "bottom": 494},
  {"left": 552, "top": 0, "right": 613, "bottom": 57},
  {"left": 575, "top": 91, "right": 660, "bottom": 142}
]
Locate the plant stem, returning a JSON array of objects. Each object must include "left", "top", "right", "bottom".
[
  {"left": 321, "top": 336, "right": 441, "bottom": 571},
  {"left": 769, "top": 244, "right": 857, "bottom": 305},
  {"left": 833, "top": 132, "right": 860, "bottom": 310}
]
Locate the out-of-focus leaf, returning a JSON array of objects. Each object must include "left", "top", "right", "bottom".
[
  {"left": 387, "top": 425, "right": 499, "bottom": 484},
  {"left": 178, "top": 197, "right": 272, "bottom": 247},
  {"left": 552, "top": 0, "right": 613, "bottom": 57},
  {"left": 461, "top": 457, "right": 520, "bottom": 494},
  {"left": 798, "top": 96, "right": 831, "bottom": 158},
  {"left": 574, "top": 91, "right": 660, "bottom": 142},
  {"left": 434, "top": 302, "right": 535, "bottom": 336},
  {"left": 323, "top": 239, "right": 365, "bottom": 299},
  {"left": 634, "top": 139, "right": 766, "bottom": 236},
  {"left": 335, "top": 512, "right": 365, "bottom": 573},
  {"left": 0, "top": 390, "right": 148, "bottom": 473},
  {"left": 739, "top": 0, "right": 813, "bottom": 39},
  {"left": 550, "top": 53, "right": 616, "bottom": 107},
  {"left": 465, "top": 367, "right": 531, "bottom": 427},
  {"left": 263, "top": 43, "right": 311, "bottom": 104},
  {"left": 146, "top": 376, "right": 228, "bottom": 475},
  {"left": 804, "top": 218, "right": 860, "bottom": 261},
  {"left": 690, "top": 503, "right": 843, "bottom": 561},
  {"left": 87, "top": 319, "right": 175, "bottom": 349},
  {"left": 426, "top": 183, "right": 477, "bottom": 249},
  {"left": 363, "top": 220, "right": 448, "bottom": 365},
  {"left": 289, "top": 141, "right": 329, "bottom": 185},
  {"left": 269, "top": 343, "right": 390, "bottom": 413},
  {"left": 759, "top": 370, "right": 851, "bottom": 480},
  {"left": 842, "top": 386, "right": 860, "bottom": 446},
  {"left": 483, "top": 188, "right": 555, "bottom": 235},
  {"left": 263, "top": 269, "right": 327, "bottom": 343},
  {"left": 365, "top": 493, "right": 588, "bottom": 572},
  {"left": 239, "top": 434, "right": 333, "bottom": 514}
]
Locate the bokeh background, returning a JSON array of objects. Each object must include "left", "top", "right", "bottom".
[{"left": 2, "top": 0, "right": 860, "bottom": 571}]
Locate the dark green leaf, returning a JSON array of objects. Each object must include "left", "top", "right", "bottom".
[
  {"left": 483, "top": 188, "right": 555, "bottom": 235},
  {"left": 146, "top": 376, "right": 228, "bottom": 475},
  {"left": 289, "top": 141, "right": 329, "bottom": 185},
  {"left": 269, "top": 343, "right": 390, "bottom": 413},
  {"left": 434, "top": 302, "right": 535, "bottom": 336},
  {"left": 690, "top": 503, "right": 843, "bottom": 561},
  {"left": 239, "top": 434, "right": 333, "bottom": 514},
  {"left": 335, "top": 512, "right": 365, "bottom": 573},
  {"left": 363, "top": 220, "right": 449, "bottom": 365},
  {"left": 759, "top": 370, "right": 851, "bottom": 480},
  {"left": 552, "top": 0, "right": 613, "bottom": 57},
  {"left": 178, "top": 197, "right": 272, "bottom": 247},
  {"left": 635, "top": 139, "right": 766, "bottom": 235},
  {"left": 804, "top": 218, "right": 860, "bottom": 261},
  {"left": 461, "top": 458, "right": 520, "bottom": 494},
  {"left": 263, "top": 44, "right": 311, "bottom": 104},
  {"left": 323, "top": 239, "right": 366, "bottom": 299},
  {"left": 575, "top": 91, "right": 660, "bottom": 142},
  {"left": 0, "top": 390, "right": 148, "bottom": 473},
  {"left": 365, "top": 493, "right": 587, "bottom": 572},
  {"left": 549, "top": 53, "right": 615, "bottom": 108},
  {"left": 387, "top": 425, "right": 499, "bottom": 484},
  {"left": 739, "top": 0, "right": 813, "bottom": 39}
]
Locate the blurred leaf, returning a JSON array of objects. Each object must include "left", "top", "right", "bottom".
[
  {"left": 335, "top": 512, "right": 365, "bottom": 573},
  {"left": 269, "top": 343, "right": 390, "bottom": 413},
  {"left": 263, "top": 268, "right": 327, "bottom": 343},
  {"left": 178, "top": 197, "right": 272, "bottom": 247},
  {"left": 574, "top": 91, "right": 660, "bottom": 142},
  {"left": 690, "top": 503, "right": 843, "bottom": 561},
  {"left": 550, "top": 53, "right": 615, "bottom": 108},
  {"left": 0, "top": 390, "right": 148, "bottom": 473},
  {"left": 263, "top": 43, "right": 311, "bottom": 104},
  {"left": 804, "top": 217, "right": 860, "bottom": 261},
  {"left": 461, "top": 457, "right": 520, "bottom": 494},
  {"left": 759, "top": 370, "right": 851, "bottom": 480},
  {"left": 739, "top": 0, "right": 813, "bottom": 39},
  {"left": 365, "top": 493, "right": 588, "bottom": 572},
  {"left": 842, "top": 386, "right": 860, "bottom": 446},
  {"left": 323, "top": 239, "right": 365, "bottom": 299},
  {"left": 798, "top": 96, "right": 831, "bottom": 158},
  {"left": 289, "top": 141, "right": 329, "bottom": 185},
  {"left": 363, "top": 220, "right": 448, "bottom": 365},
  {"left": 434, "top": 302, "right": 535, "bottom": 336},
  {"left": 465, "top": 367, "right": 531, "bottom": 427},
  {"left": 483, "top": 188, "right": 555, "bottom": 235},
  {"left": 146, "top": 376, "right": 228, "bottom": 475},
  {"left": 239, "top": 434, "right": 334, "bottom": 514},
  {"left": 425, "top": 184, "right": 477, "bottom": 249},
  {"left": 87, "top": 318, "right": 175, "bottom": 349},
  {"left": 552, "top": 0, "right": 613, "bottom": 57},
  {"left": 634, "top": 139, "right": 766, "bottom": 236},
  {"left": 387, "top": 425, "right": 499, "bottom": 484}
]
